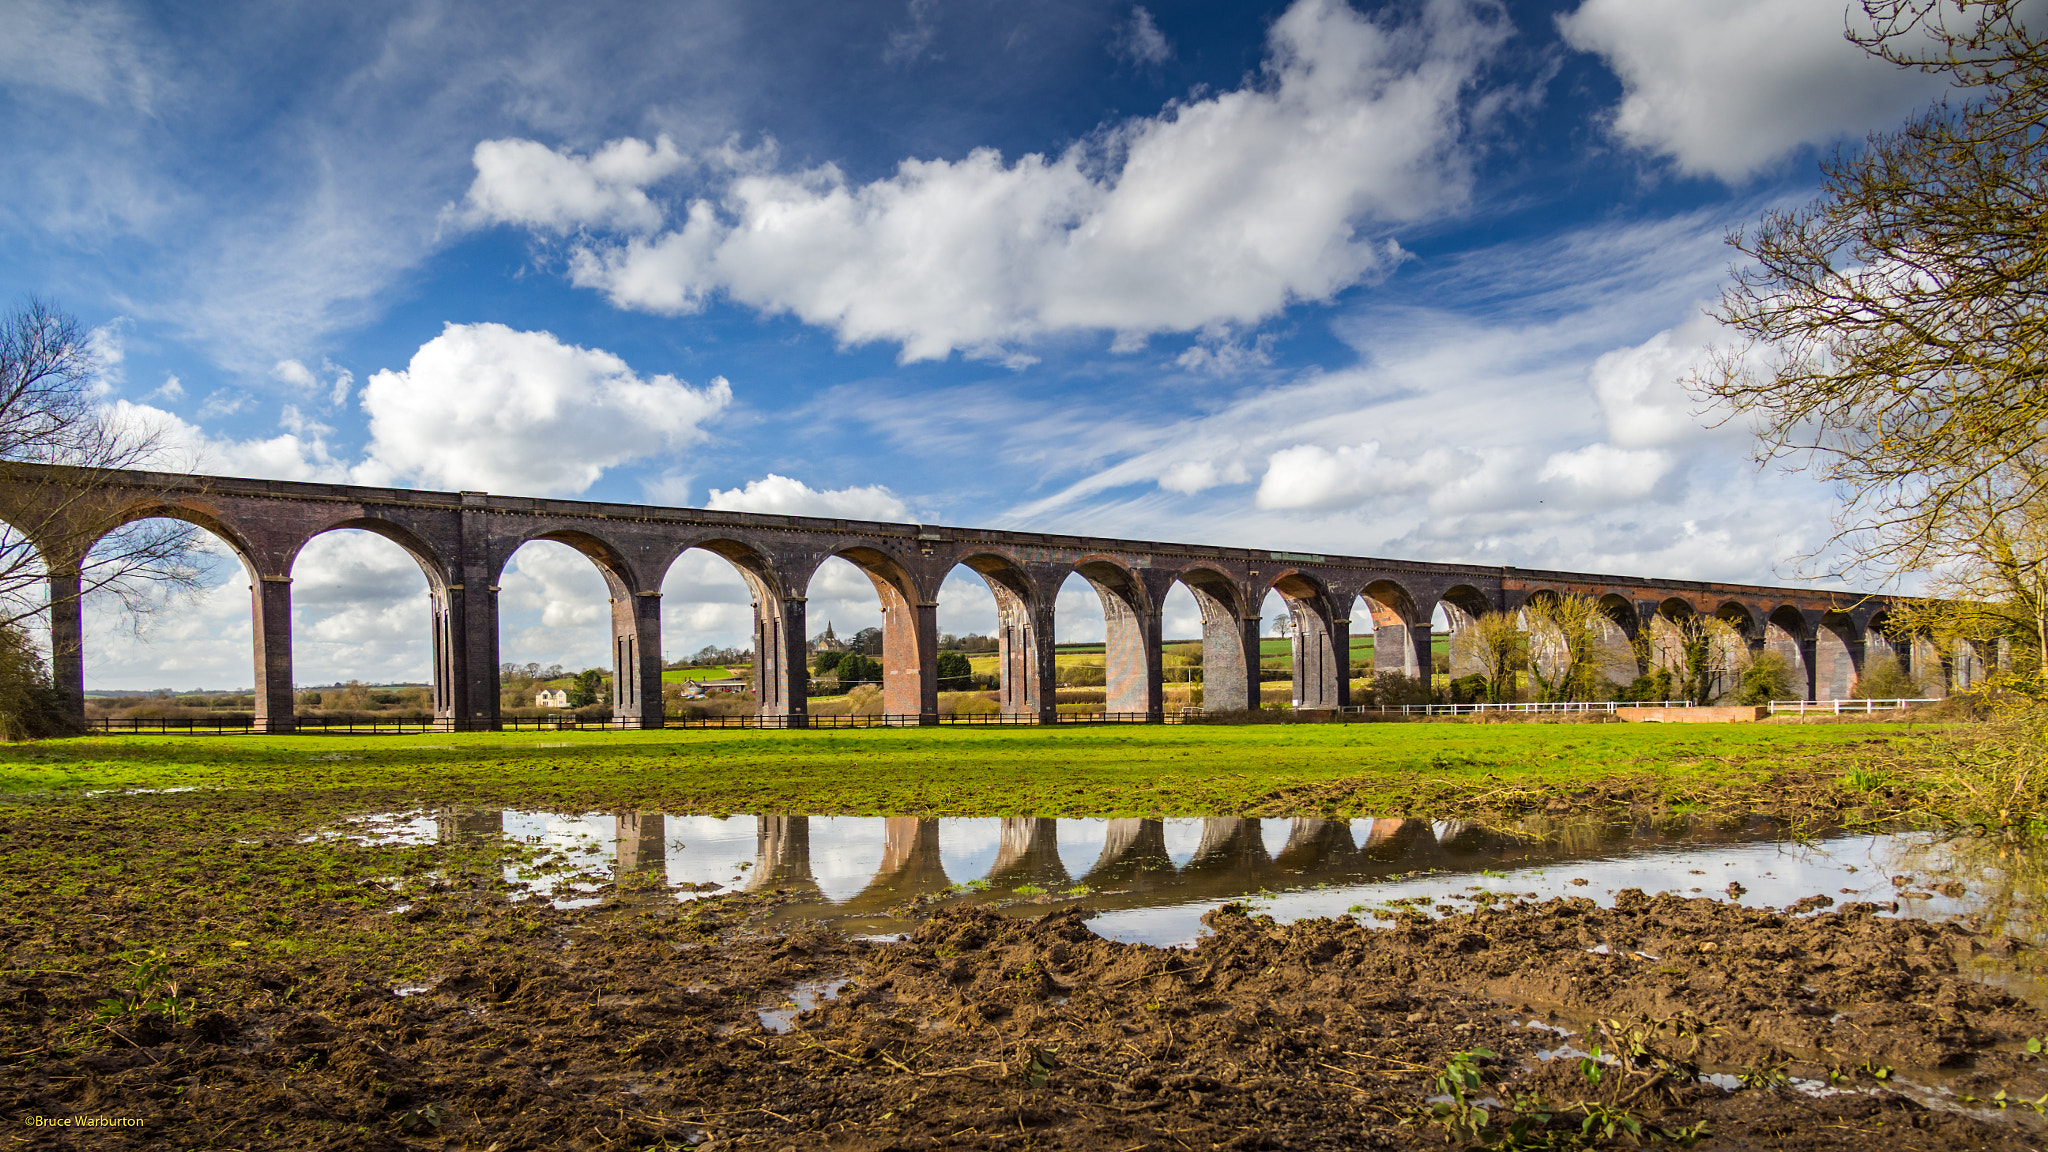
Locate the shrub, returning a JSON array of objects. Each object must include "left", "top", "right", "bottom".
[
  {"left": 0, "top": 625, "right": 80, "bottom": 739},
  {"left": 1448, "top": 673, "right": 1488, "bottom": 704},
  {"left": 845, "top": 684, "right": 884, "bottom": 716},
  {"left": 1854, "top": 653, "right": 1919, "bottom": 700},
  {"left": 941, "top": 691, "right": 1000, "bottom": 716},
  {"left": 836, "top": 653, "right": 882, "bottom": 688},
  {"left": 936, "top": 651, "right": 973, "bottom": 688},
  {"left": 1620, "top": 668, "right": 1676, "bottom": 702},
  {"left": 1355, "top": 671, "right": 1430, "bottom": 708},
  {"left": 1736, "top": 651, "right": 1799, "bottom": 705},
  {"left": 813, "top": 649, "right": 843, "bottom": 674}
]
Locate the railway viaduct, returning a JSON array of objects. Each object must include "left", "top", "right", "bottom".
[{"left": 0, "top": 465, "right": 1967, "bottom": 732}]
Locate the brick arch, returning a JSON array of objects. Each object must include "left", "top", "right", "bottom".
[
  {"left": 510, "top": 527, "right": 670, "bottom": 724},
  {"left": 293, "top": 515, "right": 452, "bottom": 590},
  {"left": 1066, "top": 555, "right": 1160, "bottom": 718},
  {"left": 91, "top": 500, "right": 266, "bottom": 579},
  {"left": 950, "top": 549, "right": 1045, "bottom": 718},
  {"left": 1438, "top": 584, "right": 1495, "bottom": 681},
  {"left": 804, "top": 543, "right": 930, "bottom": 718},
  {"left": 1764, "top": 605, "right": 1812, "bottom": 702},
  {"left": 494, "top": 528, "right": 641, "bottom": 598},
  {"left": 1814, "top": 609, "right": 1862, "bottom": 701},
  {"left": 1355, "top": 578, "right": 1425, "bottom": 679},
  {"left": 1265, "top": 569, "right": 1342, "bottom": 710},
  {"left": 1174, "top": 562, "right": 1257, "bottom": 714}
]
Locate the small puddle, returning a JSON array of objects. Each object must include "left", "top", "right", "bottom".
[
  {"left": 328, "top": 809, "right": 2048, "bottom": 1003},
  {"left": 756, "top": 978, "right": 852, "bottom": 1033}
]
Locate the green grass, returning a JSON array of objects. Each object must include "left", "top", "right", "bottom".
[
  {"left": 661, "top": 667, "right": 735, "bottom": 682},
  {"left": 0, "top": 722, "right": 1941, "bottom": 817}
]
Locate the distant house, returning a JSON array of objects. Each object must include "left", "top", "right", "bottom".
[
  {"left": 812, "top": 621, "right": 849, "bottom": 654},
  {"left": 535, "top": 689, "right": 570, "bottom": 708}
]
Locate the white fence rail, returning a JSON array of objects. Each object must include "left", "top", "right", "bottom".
[
  {"left": 1350, "top": 700, "right": 1698, "bottom": 717},
  {"left": 1767, "top": 698, "right": 1939, "bottom": 715}
]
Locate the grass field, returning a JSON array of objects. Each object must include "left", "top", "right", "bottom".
[
  {"left": 0, "top": 721, "right": 1940, "bottom": 817},
  {"left": 660, "top": 666, "right": 735, "bottom": 682}
]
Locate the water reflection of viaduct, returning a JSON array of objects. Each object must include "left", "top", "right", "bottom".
[
  {"left": 451, "top": 813, "right": 1777, "bottom": 917},
  {"left": 13, "top": 465, "right": 1961, "bottom": 731}
]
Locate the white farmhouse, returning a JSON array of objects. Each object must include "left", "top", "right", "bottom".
[{"left": 535, "top": 688, "right": 570, "bottom": 708}]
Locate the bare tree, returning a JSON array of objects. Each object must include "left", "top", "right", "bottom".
[
  {"left": 1524, "top": 594, "right": 1608, "bottom": 703},
  {"left": 0, "top": 298, "right": 207, "bottom": 632},
  {"left": 1699, "top": 1, "right": 2048, "bottom": 578},
  {"left": 1449, "top": 611, "right": 1525, "bottom": 704}
]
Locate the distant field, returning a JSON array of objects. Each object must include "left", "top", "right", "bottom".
[
  {"left": 0, "top": 721, "right": 1942, "bottom": 817},
  {"left": 662, "top": 667, "right": 736, "bottom": 682}
]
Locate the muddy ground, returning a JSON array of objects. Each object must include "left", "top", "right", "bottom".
[{"left": 11, "top": 869, "right": 2048, "bottom": 1151}]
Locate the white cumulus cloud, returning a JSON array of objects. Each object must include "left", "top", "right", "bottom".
[
  {"left": 1558, "top": 0, "right": 1947, "bottom": 182},
  {"left": 354, "top": 322, "right": 730, "bottom": 496},
  {"left": 466, "top": 0, "right": 1507, "bottom": 362},
  {"left": 1586, "top": 310, "right": 1734, "bottom": 449},
  {"left": 1257, "top": 442, "right": 1423, "bottom": 511},
  {"left": 460, "top": 134, "right": 687, "bottom": 233},
  {"left": 704, "top": 474, "right": 909, "bottom": 521},
  {"left": 1536, "top": 442, "right": 1674, "bottom": 502}
]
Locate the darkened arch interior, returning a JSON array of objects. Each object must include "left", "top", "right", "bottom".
[
  {"left": 952, "top": 551, "right": 1041, "bottom": 717},
  {"left": 1067, "top": 557, "right": 1157, "bottom": 716},
  {"left": 1356, "top": 579, "right": 1423, "bottom": 678},
  {"left": 1764, "top": 605, "right": 1813, "bottom": 702},
  {"left": 1268, "top": 571, "right": 1340, "bottom": 710},
  {"left": 1176, "top": 564, "right": 1253, "bottom": 714}
]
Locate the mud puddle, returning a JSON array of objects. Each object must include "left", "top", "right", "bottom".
[
  {"left": 334, "top": 808, "right": 2048, "bottom": 993},
  {"left": 21, "top": 791, "right": 2048, "bottom": 1149}
]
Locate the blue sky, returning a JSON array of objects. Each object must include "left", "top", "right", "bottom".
[{"left": 1, "top": 0, "right": 1951, "bottom": 689}]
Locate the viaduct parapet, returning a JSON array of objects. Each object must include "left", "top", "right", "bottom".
[{"left": 0, "top": 465, "right": 1959, "bottom": 731}]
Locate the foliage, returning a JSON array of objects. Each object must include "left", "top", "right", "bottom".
[
  {"left": 813, "top": 649, "right": 843, "bottom": 674},
  {"left": 1853, "top": 652, "right": 1922, "bottom": 700},
  {"left": 849, "top": 628, "right": 883, "bottom": 656},
  {"left": 1420, "top": 1048, "right": 1496, "bottom": 1141},
  {"left": 1620, "top": 668, "right": 1677, "bottom": 703},
  {"left": 1451, "top": 612, "right": 1527, "bottom": 704},
  {"left": 834, "top": 653, "right": 882, "bottom": 688},
  {"left": 1887, "top": 504, "right": 2048, "bottom": 695},
  {"left": 940, "top": 691, "right": 1000, "bottom": 717},
  {"left": 1448, "top": 673, "right": 1489, "bottom": 705},
  {"left": 1698, "top": 1, "right": 2048, "bottom": 580},
  {"left": 1525, "top": 595, "right": 1611, "bottom": 703},
  {"left": 940, "top": 632, "right": 999, "bottom": 653},
  {"left": 568, "top": 668, "right": 607, "bottom": 709},
  {"left": 93, "top": 946, "right": 193, "bottom": 1028},
  {"left": 936, "top": 651, "right": 973, "bottom": 688},
  {"left": 1934, "top": 701, "right": 2048, "bottom": 828},
  {"left": 1055, "top": 663, "right": 1106, "bottom": 687},
  {"left": 0, "top": 622, "right": 75, "bottom": 739},
  {"left": 1735, "top": 651, "right": 1800, "bottom": 706},
  {"left": 1350, "top": 671, "right": 1432, "bottom": 708},
  {"left": 1648, "top": 614, "right": 1745, "bottom": 705}
]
